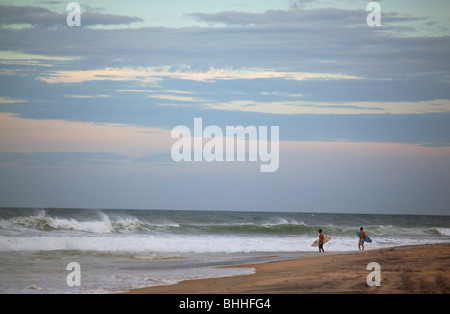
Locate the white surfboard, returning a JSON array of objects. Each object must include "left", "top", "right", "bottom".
[{"left": 311, "top": 235, "right": 331, "bottom": 247}]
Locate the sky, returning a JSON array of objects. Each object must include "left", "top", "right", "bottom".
[{"left": 0, "top": 0, "right": 449, "bottom": 215}]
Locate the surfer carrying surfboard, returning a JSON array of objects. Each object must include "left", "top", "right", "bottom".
[
  {"left": 311, "top": 231, "right": 331, "bottom": 250},
  {"left": 318, "top": 229, "right": 325, "bottom": 253},
  {"left": 358, "top": 227, "right": 365, "bottom": 251}
]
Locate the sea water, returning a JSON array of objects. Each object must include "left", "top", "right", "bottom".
[{"left": 0, "top": 208, "right": 449, "bottom": 293}]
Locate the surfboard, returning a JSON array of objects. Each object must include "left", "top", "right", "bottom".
[
  {"left": 311, "top": 235, "right": 331, "bottom": 247},
  {"left": 356, "top": 231, "right": 372, "bottom": 243}
]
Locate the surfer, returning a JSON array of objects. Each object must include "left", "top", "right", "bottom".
[
  {"left": 318, "top": 229, "right": 325, "bottom": 253},
  {"left": 358, "top": 227, "right": 365, "bottom": 251}
]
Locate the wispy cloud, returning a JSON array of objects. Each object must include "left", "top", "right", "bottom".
[
  {"left": 37, "top": 66, "right": 361, "bottom": 84},
  {"left": 147, "top": 94, "right": 207, "bottom": 103},
  {"left": 64, "top": 94, "right": 112, "bottom": 98},
  {"left": 261, "top": 92, "right": 304, "bottom": 98},
  {"left": 37, "top": 68, "right": 163, "bottom": 85},
  {"left": 0, "top": 50, "right": 78, "bottom": 67},
  {"left": 0, "top": 5, "right": 143, "bottom": 28},
  {"left": 0, "top": 97, "right": 27, "bottom": 104},
  {"left": 203, "top": 99, "right": 450, "bottom": 115},
  {"left": 187, "top": 6, "right": 424, "bottom": 28}
]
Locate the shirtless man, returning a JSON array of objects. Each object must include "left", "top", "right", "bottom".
[
  {"left": 359, "top": 227, "right": 365, "bottom": 251},
  {"left": 318, "top": 229, "right": 325, "bottom": 253}
]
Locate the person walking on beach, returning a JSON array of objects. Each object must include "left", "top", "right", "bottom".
[
  {"left": 318, "top": 229, "right": 325, "bottom": 253},
  {"left": 358, "top": 227, "right": 365, "bottom": 251}
]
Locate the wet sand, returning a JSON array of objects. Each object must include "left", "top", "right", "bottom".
[{"left": 125, "top": 243, "right": 450, "bottom": 294}]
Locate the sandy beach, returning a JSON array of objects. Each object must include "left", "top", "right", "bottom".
[{"left": 125, "top": 243, "right": 450, "bottom": 294}]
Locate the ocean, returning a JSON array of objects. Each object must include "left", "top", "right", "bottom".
[{"left": 0, "top": 208, "right": 449, "bottom": 294}]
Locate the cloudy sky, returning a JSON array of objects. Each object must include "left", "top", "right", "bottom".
[{"left": 0, "top": 0, "right": 449, "bottom": 214}]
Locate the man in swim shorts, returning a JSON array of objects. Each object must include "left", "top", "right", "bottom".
[{"left": 359, "top": 227, "right": 365, "bottom": 251}]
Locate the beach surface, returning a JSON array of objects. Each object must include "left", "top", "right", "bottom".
[{"left": 125, "top": 243, "right": 450, "bottom": 294}]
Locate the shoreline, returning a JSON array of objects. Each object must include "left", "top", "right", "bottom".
[{"left": 124, "top": 243, "right": 450, "bottom": 294}]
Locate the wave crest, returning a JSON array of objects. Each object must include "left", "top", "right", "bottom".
[{"left": 0, "top": 211, "right": 147, "bottom": 234}]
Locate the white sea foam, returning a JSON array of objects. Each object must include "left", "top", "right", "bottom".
[
  {"left": 0, "top": 211, "right": 151, "bottom": 235},
  {"left": 1, "top": 233, "right": 447, "bottom": 254},
  {"left": 434, "top": 227, "right": 450, "bottom": 236},
  {"left": 49, "top": 216, "right": 114, "bottom": 233},
  {"left": 0, "top": 235, "right": 306, "bottom": 252}
]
